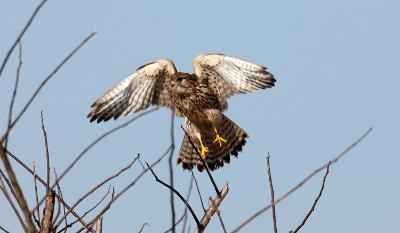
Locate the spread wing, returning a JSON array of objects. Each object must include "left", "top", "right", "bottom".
[
  {"left": 88, "top": 59, "right": 176, "bottom": 123},
  {"left": 193, "top": 53, "right": 275, "bottom": 108}
]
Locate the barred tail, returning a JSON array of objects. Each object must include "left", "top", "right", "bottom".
[{"left": 177, "top": 115, "right": 248, "bottom": 171}]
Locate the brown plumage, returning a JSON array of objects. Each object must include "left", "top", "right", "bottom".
[{"left": 88, "top": 53, "right": 275, "bottom": 171}]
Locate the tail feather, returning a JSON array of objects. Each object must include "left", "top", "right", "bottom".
[{"left": 177, "top": 115, "right": 248, "bottom": 171}]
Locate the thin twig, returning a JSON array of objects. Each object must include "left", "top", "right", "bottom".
[
  {"left": 4, "top": 149, "right": 91, "bottom": 232},
  {"left": 231, "top": 127, "right": 373, "bottom": 233},
  {"left": 137, "top": 223, "right": 149, "bottom": 233},
  {"left": 0, "top": 146, "right": 36, "bottom": 233},
  {"left": 190, "top": 170, "right": 206, "bottom": 213},
  {"left": 55, "top": 155, "right": 139, "bottom": 227},
  {"left": 0, "top": 0, "right": 47, "bottom": 78},
  {"left": 0, "top": 172, "right": 26, "bottom": 232},
  {"left": 168, "top": 112, "right": 176, "bottom": 233},
  {"left": 289, "top": 162, "right": 331, "bottom": 233},
  {"left": 2, "top": 30, "right": 97, "bottom": 141},
  {"left": 0, "top": 225, "right": 10, "bottom": 233},
  {"left": 181, "top": 177, "right": 194, "bottom": 233},
  {"left": 32, "top": 108, "right": 158, "bottom": 213},
  {"left": 164, "top": 213, "right": 185, "bottom": 233},
  {"left": 56, "top": 187, "right": 111, "bottom": 233},
  {"left": 76, "top": 188, "right": 116, "bottom": 233},
  {"left": 33, "top": 163, "right": 41, "bottom": 227},
  {"left": 146, "top": 162, "right": 202, "bottom": 230},
  {"left": 4, "top": 41, "right": 23, "bottom": 149},
  {"left": 180, "top": 125, "right": 220, "bottom": 196},
  {"left": 216, "top": 209, "right": 227, "bottom": 233},
  {"left": 40, "top": 111, "right": 51, "bottom": 199},
  {"left": 266, "top": 155, "right": 278, "bottom": 233}
]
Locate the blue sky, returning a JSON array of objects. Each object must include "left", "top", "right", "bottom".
[{"left": 1, "top": 0, "right": 399, "bottom": 232}]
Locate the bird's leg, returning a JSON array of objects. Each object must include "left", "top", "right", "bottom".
[
  {"left": 199, "top": 137, "right": 209, "bottom": 159},
  {"left": 213, "top": 127, "right": 227, "bottom": 146}
]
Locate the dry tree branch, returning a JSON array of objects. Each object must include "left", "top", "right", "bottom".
[
  {"left": 0, "top": 0, "right": 47, "bottom": 78},
  {"left": 0, "top": 146, "right": 36, "bottom": 233},
  {"left": 56, "top": 187, "right": 111, "bottom": 233},
  {"left": 0, "top": 225, "right": 10, "bottom": 233},
  {"left": 40, "top": 112, "right": 51, "bottom": 197},
  {"left": 266, "top": 155, "right": 278, "bottom": 233},
  {"left": 181, "top": 177, "right": 194, "bottom": 233},
  {"left": 190, "top": 170, "right": 206, "bottom": 213},
  {"left": 168, "top": 112, "right": 176, "bottom": 233},
  {"left": 180, "top": 125, "right": 220, "bottom": 196},
  {"left": 33, "top": 163, "right": 41, "bottom": 228},
  {"left": 146, "top": 162, "right": 202, "bottom": 230},
  {"left": 55, "top": 155, "right": 139, "bottom": 227},
  {"left": 0, "top": 170, "right": 26, "bottom": 232},
  {"left": 289, "top": 162, "right": 331, "bottom": 233},
  {"left": 40, "top": 190, "right": 55, "bottom": 233},
  {"left": 231, "top": 127, "right": 372, "bottom": 233},
  {"left": 137, "top": 223, "right": 149, "bottom": 233},
  {"left": 4, "top": 41, "right": 23, "bottom": 149},
  {"left": 195, "top": 184, "right": 229, "bottom": 233},
  {"left": 216, "top": 208, "right": 227, "bottom": 233},
  {"left": 1, "top": 30, "right": 97, "bottom": 141},
  {"left": 76, "top": 188, "right": 116, "bottom": 233},
  {"left": 94, "top": 216, "right": 103, "bottom": 233},
  {"left": 3, "top": 149, "right": 91, "bottom": 231},
  {"left": 52, "top": 169, "right": 67, "bottom": 232},
  {"left": 34, "top": 107, "right": 159, "bottom": 211}
]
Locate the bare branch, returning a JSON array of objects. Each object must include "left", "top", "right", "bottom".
[
  {"left": 289, "top": 162, "right": 331, "bottom": 233},
  {"left": 3, "top": 149, "right": 91, "bottom": 231},
  {"left": 36, "top": 107, "right": 158, "bottom": 210},
  {"left": 0, "top": 146, "right": 36, "bottom": 233},
  {"left": 137, "top": 223, "right": 149, "bottom": 233},
  {"left": 56, "top": 187, "right": 110, "bottom": 233},
  {"left": 33, "top": 163, "right": 41, "bottom": 227},
  {"left": 76, "top": 188, "right": 115, "bottom": 233},
  {"left": 2, "top": 30, "right": 97, "bottom": 141},
  {"left": 231, "top": 127, "right": 372, "bottom": 233},
  {"left": 40, "top": 112, "right": 51, "bottom": 198},
  {"left": 190, "top": 170, "right": 206, "bottom": 213},
  {"left": 94, "top": 216, "right": 103, "bottom": 233},
  {"left": 0, "top": 0, "right": 47, "bottom": 78},
  {"left": 146, "top": 162, "right": 202, "bottom": 230},
  {"left": 195, "top": 184, "right": 229, "bottom": 233},
  {"left": 0, "top": 224, "right": 10, "bottom": 233},
  {"left": 181, "top": 177, "right": 194, "bottom": 233},
  {"left": 55, "top": 155, "right": 139, "bottom": 227},
  {"left": 216, "top": 208, "right": 227, "bottom": 233},
  {"left": 168, "top": 112, "right": 176, "bottom": 233},
  {"left": 0, "top": 171, "right": 26, "bottom": 232},
  {"left": 4, "top": 41, "right": 23, "bottom": 149},
  {"left": 266, "top": 155, "right": 278, "bottom": 233},
  {"left": 180, "top": 125, "right": 220, "bottom": 196},
  {"left": 40, "top": 190, "right": 55, "bottom": 233}
]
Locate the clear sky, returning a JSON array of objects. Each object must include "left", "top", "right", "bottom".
[{"left": 1, "top": 0, "right": 399, "bottom": 232}]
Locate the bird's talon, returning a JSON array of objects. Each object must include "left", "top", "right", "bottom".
[
  {"left": 213, "top": 134, "right": 227, "bottom": 146},
  {"left": 200, "top": 144, "right": 209, "bottom": 159}
]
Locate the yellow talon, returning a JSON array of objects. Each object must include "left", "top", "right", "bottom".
[
  {"left": 200, "top": 140, "right": 209, "bottom": 159},
  {"left": 213, "top": 127, "right": 227, "bottom": 146}
]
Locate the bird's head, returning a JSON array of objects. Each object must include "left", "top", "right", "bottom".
[{"left": 169, "top": 72, "right": 195, "bottom": 95}]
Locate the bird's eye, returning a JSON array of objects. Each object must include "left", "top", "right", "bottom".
[{"left": 177, "top": 77, "right": 183, "bottom": 82}]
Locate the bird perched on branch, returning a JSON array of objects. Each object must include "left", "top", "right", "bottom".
[{"left": 88, "top": 53, "right": 275, "bottom": 171}]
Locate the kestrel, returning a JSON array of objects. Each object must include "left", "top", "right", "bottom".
[{"left": 88, "top": 53, "right": 275, "bottom": 171}]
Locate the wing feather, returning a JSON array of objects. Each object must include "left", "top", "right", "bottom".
[
  {"left": 193, "top": 53, "right": 275, "bottom": 106},
  {"left": 88, "top": 59, "right": 176, "bottom": 122}
]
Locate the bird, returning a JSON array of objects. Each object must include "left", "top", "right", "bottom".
[{"left": 87, "top": 53, "right": 275, "bottom": 171}]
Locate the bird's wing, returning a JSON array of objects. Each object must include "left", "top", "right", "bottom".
[
  {"left": 88, "top": 59, "right": 177, "bottom": 122},
  {"left": 193, "top": 53, "right": 275, "bottom": 107}
]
